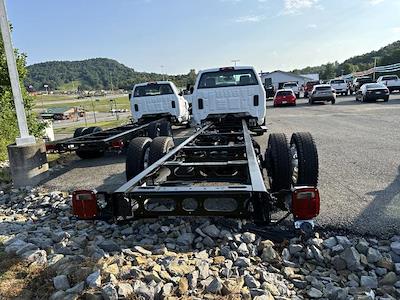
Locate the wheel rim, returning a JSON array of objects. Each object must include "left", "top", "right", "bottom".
[
  {"left": 290, "top": 144, "right": 299, "bottom": 184},
  {"left": 143, "top": 147, "right": 151, "bottom": 169}
]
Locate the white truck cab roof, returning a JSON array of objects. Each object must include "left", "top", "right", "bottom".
[
  {"left": 130, "top": 81, "right": 189, "bottom": 124},
  {"left": 191, "top": 66, "right": 266, "bottom": 127}
]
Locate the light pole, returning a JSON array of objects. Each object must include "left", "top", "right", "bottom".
[
  {"left": 231, "top": 59, "right": 240, "bottom": 67},
  {"left": 91, "top": 98, "right": 99, "bottom": 123},
  {"left": 0, "top": 0, "right": 35, "bottom": 145}
]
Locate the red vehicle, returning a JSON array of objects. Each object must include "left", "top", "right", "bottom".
[
  {"left": 273, "top": 89, "right": 297, "bottom": 107},
  {"left": 304, "top": 80, "right": 320, "bottom": 98}
]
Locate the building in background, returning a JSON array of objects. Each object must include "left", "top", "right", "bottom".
[{"left": 259, "top": 71, "right": 318, "bottom": 90}]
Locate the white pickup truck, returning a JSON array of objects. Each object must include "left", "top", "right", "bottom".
[
  {"left": 329, "top": 79, "right": 348, "bottom": 96},
  {"left": 282, "top": 82, "right": 300, "bottom": 98},
  {"left": 377, "top": 75, "right": 400, "bottom": 93},
  {"left": 191, "top": 66, "right": 266, "bottom": 129},
  {"left": 130, "top": 81, "right": 190, "bottom": 126}
]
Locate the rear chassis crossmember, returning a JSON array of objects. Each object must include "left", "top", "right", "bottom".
[{"left": 92, "top": 118, "right": 314, "bottom": 226}]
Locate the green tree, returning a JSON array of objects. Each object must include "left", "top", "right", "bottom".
[{"left": 0, "top": 29, "right": 44, "bottom": 161}]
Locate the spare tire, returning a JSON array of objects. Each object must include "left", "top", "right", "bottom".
[
  {"left": 82, "top": 126, "right": 103, "bottom": 135},
  {"left": 147, "top": 122, "right": 159, "bottom": 139},
  {"left": 126, "top": 137, "right": 152, "bottom": 181},
  {"left": 159, "top": 121, "right": 173, "bottom": 137},
  {"left": 265, "top": 133, "right": 291, "bottom": 193},
  {"left": 149, "top": 137, "right": 175, "bottom": 165},
  {"left": 290, "top": 132, "right": 319, "bottom": 186}
]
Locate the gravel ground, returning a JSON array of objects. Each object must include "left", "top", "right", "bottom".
[{"left": 40, "top": 94, "right": 400, "bottom": 237}]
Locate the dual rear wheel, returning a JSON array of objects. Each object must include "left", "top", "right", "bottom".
[{"left": 265, "top": 132, "right": 319, "bottom": 192}]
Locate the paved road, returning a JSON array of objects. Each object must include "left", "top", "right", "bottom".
[
  {"left": 263, "top": 93, "right": 400, "bottom": 237},
  {"left": 41, "top": 93, "right": 400, "bottom": 236}
]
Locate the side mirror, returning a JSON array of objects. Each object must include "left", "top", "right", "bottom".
[
  {"left": 178, "top": 90, "right": 183, "bottom": 96},
  {"left": 190, "top": 87, "right": 194, "bottom": 94},
  {"left": 128, "top": 93, "right": 132, "bottom": 100}
]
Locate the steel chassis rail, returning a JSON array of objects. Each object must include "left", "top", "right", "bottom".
[
  {"left": 46, "top": 118, "right": 166, "bottom": 153},
  {"left": 106, "top": 119, "right": 273, "bottom": 223}
]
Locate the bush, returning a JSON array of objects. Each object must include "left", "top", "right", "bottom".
[{"left": 0, "top": 31, "right": 44, "bottom": 161}]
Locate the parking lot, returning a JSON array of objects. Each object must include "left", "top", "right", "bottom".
[{"left": 42, "top": 94, "right": 400, "bottom": 237}]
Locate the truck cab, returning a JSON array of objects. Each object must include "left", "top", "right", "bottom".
[
  {"left": 191, "top": 66, "right": 266, "bottom": 129},
  {"left": 329, "top": 79, "right": 348, "bottom": 95},
  {"left": 282, "top": 82, "right": 300, "bottom": 98},
  {"left": 130, "top": 81, "right": 190, "bottom": 125},
  {"left": 377, "top": 75, "right": 400, "bottom": 93}
]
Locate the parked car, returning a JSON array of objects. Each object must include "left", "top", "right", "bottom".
[
  {"left": 376, "top": 75, "right": 400, "bottom": 93},
  {"left": 329, "top": 79, "right": 348, "bottom": 95},
  {"left": 309, "top": 84, "right": 336, "bottom": 105},
  {"left": 350, "top": 76, "right": 374, "bottom": 94},
  {"left": 282, "top": 82, "right": 300, "bottom": 98},
  {"left": 304, "top": 81, "right": 320, "bottom": 98},
  {"left": 273, "top": 89, "right": 296, "bottom": 107},
  {"left": 355, "top": 83, "right": 389, "bottom": 102}
]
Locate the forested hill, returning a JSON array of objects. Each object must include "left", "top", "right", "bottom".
[
  {"left": 25, "top": 58, "right": 196, "bottom": 91},
  {"left": 292, "top": 40, "right": 400, "bottom": 80}
]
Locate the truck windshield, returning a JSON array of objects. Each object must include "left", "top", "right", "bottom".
[
  {"left": 198, "top": 69, "right": 258, "bottom": 89},
  {"left": 284, "top": 83, "right": 297, "bottom": 87},
  {"left": 331, "top": 80, "right": 345, "bottom": 84},
  {"left": 134, "top": 84, "right": 174, "bottom": 97}
]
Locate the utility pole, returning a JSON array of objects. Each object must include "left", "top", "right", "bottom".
[
  {"left": 160, "top": 65, "right": 166, "bottom": 81},
  {"left": 0, "top": 0, "right": 35, "bottom": 145},
  {"left": 373, "top": 57, "right": 379, "bottom": 81},
  {"left": 231, "top": 59, "right": 240, "bottom": 67}
]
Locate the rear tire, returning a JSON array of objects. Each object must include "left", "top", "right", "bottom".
[
  {"left": 331, "top": 98, "right": 336, "bottom": 104},
  {"left": 290, "top": 132, "right": 319, "bottom": 186},
  {"left": 159, "top": 121, "right": 173, "bottom": 137},
  {"left": 265, "top": 133, "right": 291, "bottom": 193},
  {"left": 147, "top": 122, "right": 159, "bottom": 139},
  {"left": 73, "top": 127, "right": 86, "bottom": 138},
  {"left": 149, "top": 137, "right": 175, "bottom": 164},
  {"left": 383, "top": 96, "right": 389, "bottom": 102},
  {"left": 126, "top": 137, "right": 152, "bottom": 181},
  {"left": 75, "top": 127, "right": 104, "bottom": 159}
]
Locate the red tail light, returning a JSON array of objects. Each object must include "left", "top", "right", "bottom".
[
  {"left": 72, "top": 190, "right": 98, "bottom": 219},
  {"left": 292, "top": 187, "right": 320, "bottom": 220},
  {"left": 111, "top": 139, "right": 124, "bottom": 149},
  {"left": 45, "top": 143, "right": 56, "bottom": 152}
]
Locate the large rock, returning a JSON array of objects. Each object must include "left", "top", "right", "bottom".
[
  {"left": 222, "top": 277, "right": 244, "bottom": 295},
  {"left": 4, "top": 239, "right": 27, "bottom": 255},
  {"left": 102, "top": 283, "right": 118, "bottom": 300},
  {"left": 244, "top": 274, "right": 260, "bottom": 289},
  {"left": 86, "top": 270, "right": 101, "bottom": 288},
  {"left": 202, "top": 224, "right": 220, "bottom": 238},
  {"left": 360, "top": 276, "right": 378, "bottom": 289},
  {"left": 261, "top": 246, "right": 278, "bottom": 262},
  {"left": 98, "top": 240, "right": 121, "bottom": 252},
  {"left": 53, "top": 275, "right": 70, "bottom": 290},
  {"left": 307, "top": 287, "right": 323, "bottom": 298},
  {"left": 167, "top": 260, "right": 195, "bottom": 276},
  {"left": 21, "top": 249, "right": 47, "bottom": 264},
  {"left": 118, "top": 283, "right": 133, "bottom": 298},
  {"left": 391, "top": 241, "right": 400, "bottom": 255},
  {"left": 367, "top": 247, "right": 383, "bottom": 263},
  {"left": 206, "top": 277, "right": 223, "bottom": 294},
  {"left": 341, "top": 247, "right": 361, "bottom": 271},
  {"left": 379, "top": 271, "right": 398, "bottom": 286}
]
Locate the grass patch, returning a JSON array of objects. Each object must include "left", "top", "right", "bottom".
[
  {"left": 35, "top": 96, "right": 131, "bottom": 113},
  {"left": 53, "top": 118, "right": 129, "bottom": 134},
  {"left": 0, "top": 243, "right": 55, "bottom": 299}
]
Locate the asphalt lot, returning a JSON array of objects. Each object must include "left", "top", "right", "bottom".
[{"left": 41, "top": 93, "right": 400, "bottom": 237}]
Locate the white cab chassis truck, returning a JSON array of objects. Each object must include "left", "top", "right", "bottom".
[
  {"left": 72, "top": 66, "right": 321, "bottom": 237},
  {"left": 130, "top": 81, "right": 190, "bottom": 126}
]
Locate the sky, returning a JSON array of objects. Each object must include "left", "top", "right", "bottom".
[{"left": 7, "top": 0, "right": 400, "bottom": 74}]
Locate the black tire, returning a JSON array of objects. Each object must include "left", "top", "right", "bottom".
[
  {"left": 159, "top": 121, "right": 173, "bottom": 137},
  {"left": 290, "top": 132, "right": 319, "bottom": 186},
  {"left": 383, "top": 96, "right": 389, "bottom": 102},
  {"left": 309, "top": 99, "right": 314, "bottom": 105},
  {"left": 147, "top": 122, "right": 159, "bottom": 139},
  {"left": 331, "top": 98, "right": 336, "bottom": 105},
  {"left": 265, "top": 133, "right": 291, "bottom": 192},
  {"left": 73, "top": 127, "right": 86, "bottom": 138},
  {"left": 149, "top": 137, "right": 175, "bottom": 165},
  {"left": 76, "top": 127, "right": 104, "bottom": 159},
  {"left": 126, "top": 137, "right": 152, "bottom": 181}
]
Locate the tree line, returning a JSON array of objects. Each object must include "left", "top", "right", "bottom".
[
  {"left": 292, "top": 40, "right": 400, "bottom": 80},
  {"left": 25, "top": 58, "right": 197, "bottom": 91}
]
